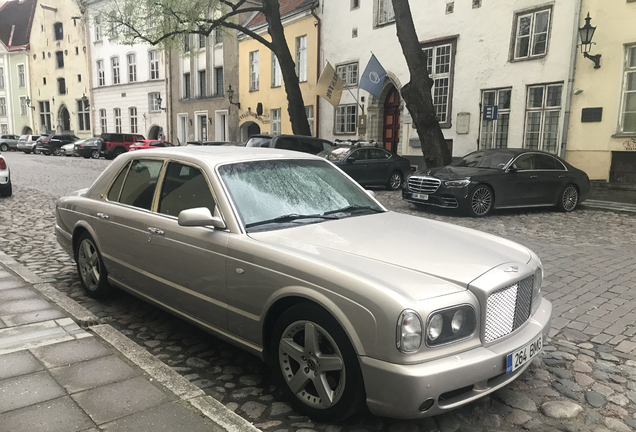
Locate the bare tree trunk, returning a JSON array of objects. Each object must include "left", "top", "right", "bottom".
[
  {"left": 262, "top": 0, "right": 311, "bottom": 136},
  {"left": 391, "top": 0, "right": 451, "bottom": 168}
]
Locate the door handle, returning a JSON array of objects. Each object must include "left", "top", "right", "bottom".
[
  {"left": 97, "top": 212, "right": 109, "bottom": 219},
  {"left": 559, "top": 175, "right": 566, "bottom": 178},
  {"left": 147, "top": 227, "right": 165, "bottom": 235},
  {"left": 530, "top": 175, "right": 538, "bottom": 179}
]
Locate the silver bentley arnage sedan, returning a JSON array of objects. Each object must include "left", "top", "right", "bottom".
[{"left": 55, "top": 147, "right": 552, "bottom": 421}]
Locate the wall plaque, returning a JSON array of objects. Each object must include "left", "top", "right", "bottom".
[{"left": 581, "top": 107, "right": 603, "bottom": 122}]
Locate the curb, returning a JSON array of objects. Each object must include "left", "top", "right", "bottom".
[{"left": 0, "top": 250, "right": 260, "bottom": 432}]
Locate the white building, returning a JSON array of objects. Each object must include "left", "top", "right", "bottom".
[
  {"left": 319, "top": 0, "right": 579, "bottom": 169},
  {"left": 83, "top": 0, "right": 169, "bottom": 140}
]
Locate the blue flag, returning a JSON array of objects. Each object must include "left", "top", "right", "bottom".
[{"left": 359, "top": 54, "right": 386, "bottom": 99}]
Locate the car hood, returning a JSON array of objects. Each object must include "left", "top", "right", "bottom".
[
  {"left": 413, "top": 165, "right": 500, "bottom": 180},
  {"left": 249, "top": 212, "right": 531, "bottom": 300}
]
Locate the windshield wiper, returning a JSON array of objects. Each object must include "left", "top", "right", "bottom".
[
  {"left": 322, "top": 205, "right": 384, "bottom": 216},
  {"left": 245, "top": 213, "right": 338, "bottom": 229}
]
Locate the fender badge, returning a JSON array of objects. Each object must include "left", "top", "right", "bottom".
[{"left": 504, "top": 266, "right": 519, "bottom": 273}]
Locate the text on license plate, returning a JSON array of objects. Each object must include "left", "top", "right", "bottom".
[
  {"left": 412, "top": 193, "right": 428, "bottom": 200},
  {"left": 506, "top": 334, "right": 542, "bottom": 374}
]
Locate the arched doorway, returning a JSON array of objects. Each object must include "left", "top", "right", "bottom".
[
  {"left": 21, "top": 126, "right": 32, "bottom": 135},
  {"left": 383, "top": 86, "right": 401, "bottom": 153},
  {"left": 58, "top": 106, "right": 71, "bottom": 132},
  {"left": 148, "top": 125, "right": 161, "bottom": 140},
  {"left": 240, "top": 121, "right": 261, "bottom": 142}
]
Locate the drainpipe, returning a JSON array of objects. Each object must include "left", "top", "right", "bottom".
[
  {"left": 311, "top": 2, "right": 321, "bottom": 138},
  {"left": 166, "top": 49, "right": 172, "bottom": 143},
  {"left": 560, "top": 0, "right": 583, "bottom": 160}
]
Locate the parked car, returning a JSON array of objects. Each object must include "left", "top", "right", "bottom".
[
  {"left": 17, "top": 135, "right": 41, "bottom": 154},
  {"left": 246, "top": 134, "right": 333, "bottom": 155},
  {"left": 0, "top": 153, "right": 11, "bottom": 197},
  {"left": 100, "top": 133, "right": 146, "bottom": 160},
  {"left": 187, "top": 141, "right": 231, "bottom": 146},
  {"left": 403, "top": 148, "right": 591, "bottom": 217},
  {"left": 129, "top": 140, "right": 175, "bottom": 151},
  {"left": 319, "top": 144, "right": 412, "bottom": 190},
  {"left": 61, "top": 143, "right": 75, "bottom": 156},
  {"left": 0, "top": 134, "right": 20, "bottom": 152},
  {"left": 36, "top": 134, "right": 79, "bottom": 156},
  {"left": 74, "top": 138, "right": 103, "bottom": 159},
  {"left": 55, "top": 146, "right": 552, "bottom": 421}
]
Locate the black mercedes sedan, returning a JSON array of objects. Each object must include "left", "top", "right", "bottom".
[
  {"left": 319, "top": 145, "right": 412, "bottom": 190},
  {"left": 403, "top": 149, "right": 590, "bottom": 217}
]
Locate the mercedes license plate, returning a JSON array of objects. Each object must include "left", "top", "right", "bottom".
[
  {"left": 412, "top": 193, "right": 428, "bottom": 200},
  {"left": 506, "top": 334, "right": 542, "bottom": 374}
]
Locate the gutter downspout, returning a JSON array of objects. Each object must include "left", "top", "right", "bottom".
[
  {"left": 166, "top": 49, "right": 172, "bottom": 143},
  {"left": 560, "top": 0, "right": 583, "bottom": 160},
  {"left": 311, "top": 3, "right": 320, "bottom": 138}
]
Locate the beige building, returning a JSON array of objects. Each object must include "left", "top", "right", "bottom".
[
  {"left": 565, "top": 0, "right": 636, "bottom": 183},
  {"left": 28, "top": 0, "right": 92, "bottom": 138}
]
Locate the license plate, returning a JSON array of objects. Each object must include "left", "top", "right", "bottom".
[
  {"left": 506, "top": 334, "right": 542, "bottom": 374},
  {"left": 412, "top": 193, "right": 429, "bottom": 200}
]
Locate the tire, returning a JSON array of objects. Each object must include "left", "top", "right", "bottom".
[
  {"left": 386, "top": 171, "right": 403, "bottom": 191},
  {"left": 270, "top": 303, "right": 365, "bottom": 422},
  {"left": 75, "top": 232, "right": 115, "bottom": 299},
  {"left": 557, "top": 184, "right": 579, "bottom": 212},
  {"left": 52, "top": 147, "right": 63, "bottom": 156},
  {"left": 104, "top": 153, "right": 113, "bottom": 160},
  {"left": 24, "top": 151, "right": 31, "bottom": 155},
  {"left": 91, "top": 150, "right": 100, "bottom": 159},
  {"left": 0, "top": 143, "right": 8, "bottom": 152},
  {"left": 468, "top": 184, "right": 494, "bottom": 217},
  {"left": 0, "top": 182, "right": 12, "bottom": 197},
  {"left": 34, "top": 148, "right": 41, "bottom": 155},
  {"left": 113, "top": 148, "right": 125, "bottom": 158}
]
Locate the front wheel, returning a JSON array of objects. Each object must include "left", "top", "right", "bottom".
[
  {"left": 468, "top": 185, "right": 493, "bottom": 217},
  {"left": 23, "top": 150, "right": 31, "bottom": 155},
  {"left": 91, "top": 150, "right": 100, "bottom": 159},
  {"left": 0, "top": 144, "right": 8, "bottom": 152},
  {"left": 34, "top": 148, "right": 41, "bottom": 155},
  {"left": 75, "top": 233, "right": 115, "bottom": 299},
  {"left": 270, "top": 303, "right": 365, "bottom": 422},
  {"left": 386, "top": 171, "right": 403, "bottom": 191},
  {"left": 53, "top": 147, "right": 63, "bottom": 156},
  {"left": 113, "top": 148, "right": 125, "bottom": 158},
  {"left": 557, "top": 184, "right": 579, "bottom": 212}
]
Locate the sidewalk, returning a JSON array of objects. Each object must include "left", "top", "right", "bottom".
[
  {"left": 581, "top": 199, "right": 636, "bottom": 213},
  {"left": 0, "top": 252, "right": 258, "bottom": 432}
]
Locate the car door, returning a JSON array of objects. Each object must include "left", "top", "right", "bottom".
[
  {"left": 367, "top": 148, "right": 393, "bottom": 185},
  {"left": 533, "top": 154, "right": 569, "bottom": 204},
  {"left": 501, "top": 153, "right": 541, "bottom": 206},
  {"left": 341, "top": 149, "right": 370, "bottom": 184},
  {"left": 142, "top": 161, "right": 228, "bottom": 329}
]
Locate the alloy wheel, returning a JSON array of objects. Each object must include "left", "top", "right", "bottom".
[
  {"left": 53, "top": 147, "right": 63, "bottom": 156},
  {"left": 389, "top": 172, "right": 402, "bottom": 190},
  {"left": 471, "top": 186, "right": 492, "bottom": 216},
  {"left": 91, "top": 150, "right": 100, "bottom": 159},
  {"left": 77, "top": 238, "right": 101, "bottom": 292},
  {"left": 279, "top": 321, "right": 346, "bottom": 410},
  {"left": 0, "top": 144, "right": 7, "bottom": 152},
  {"left": 562, "top": 186, "right": 578, "bottom": 211}
]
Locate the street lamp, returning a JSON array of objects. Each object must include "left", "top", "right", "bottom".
[
  {"left": 81, "top": 94, "right": 90, "bottom": 108},
  {"left": 25, "top": 97, "right": 35, "bottom": 110},
  {"left": 227, "top": 85, "right": 240, "bottom": 108},
  {"left": 579, "top": 13, "right": 601, "bottom": 69},
  {"left": 156, "top": 95, "right": 167, "bottom": 111}
]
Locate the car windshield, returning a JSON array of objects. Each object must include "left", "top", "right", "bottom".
[
  {"left": 452, "top": 151, "right": 514, "bottom": 169},
  {"left": 318, "top": 147, "right": 352, "bottom": 162},
  {"left": 218, "top": 159, "right": 384, "bottom": 232},
  {"left": 245, "top": 137, "right": 272, "bottom": 148}
]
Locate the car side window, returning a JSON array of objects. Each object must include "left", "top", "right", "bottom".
[
  {"left": 107, "top": 162, "right": 131, "bottom": 201},
  {"left": 275, "top": 138, "right": 297, "bottom": 151},
  {"left": 151, "top": 141, "right": 163, "bottom": 147},
  {"left": 158, "top": 162, "right": 216, "bottom": 217},
  {"left": 514, "top": 154, "right": 534, "bottom": 170},
  {"left": 369, "top": 149, "right": 390, "bottom": 159},
  {"left": 350, "top": 149, "right": 368, "bottom": 160},
  {"left": 124, "top": 135, "right": 134, "bottom": 143},
  {"left": 118, "top": 159, "right": 164, "bottom": 210},
  {"left": 534, "top": 154, "right": 565, "bottom": 170}
]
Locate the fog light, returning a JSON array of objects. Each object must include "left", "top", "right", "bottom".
[
  {"left": 451, "top": 310, "right": 465, "bottom": 334},
  {"left": 427, "top": 314, "right": 443, "bottom": 341},
  {"left": 419, "top": 398, "right": 434, "bottom": 412}
]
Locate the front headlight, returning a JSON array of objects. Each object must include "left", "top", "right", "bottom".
[
  {"left": 426, "top": 306, "right": 476, "bottom": 346},
  {"left": 533, "top": 263, "right": 543, "bottom": 301},
  {"left": 397, "top": 310, "right": 423, "bottom": 353},
  {"left": 444, "top": 179, "right": 471, "bottom": 188}
]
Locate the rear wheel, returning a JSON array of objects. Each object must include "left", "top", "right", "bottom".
[
  {"left": 0, "top": 182, "right": 12, "bottom": 197},
  {"left": 557, "top": 184, "right": 579, "bottom": 212},
  {"left": 34, "top": 148, "right": 41, "bottom": 155},
  {"left": 0, "top": 143, "right": 8, "bottom": 152},
  {"left": 75, "top": 233, "right": 115, "bottom": 299},
  {"left": 468, "top": 185, "right": 493, "bottom": 217},
  {"left": 386, "top": 171, "right": 403, "bottom": 191}
]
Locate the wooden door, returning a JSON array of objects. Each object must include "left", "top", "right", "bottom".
[{"left": 383, "top": 87, "right": 401, "bottom": 153}]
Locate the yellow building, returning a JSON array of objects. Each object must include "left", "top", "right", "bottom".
[
  {"left": 565, "top": 1, "right": 636, "bottom": 183},
  {"left": 28, "top": 0, "right": 92, "bottom": 138},
  {"left": 237, "top": 0, "right": 318, "bottom": 140}
]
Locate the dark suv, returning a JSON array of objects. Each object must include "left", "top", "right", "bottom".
[
  {"left": 245, "top": 134, "right": 333, "bottom": 155},
  {"left": 101, "top": 133, "right": 146, "bottom": 159},
  {"left": 35, "top": 134, "right": 79, "bottom": 156}
]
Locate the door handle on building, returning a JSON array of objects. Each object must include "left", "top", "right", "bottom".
[{"left": 147, "top": 227, "right": 165, "bottom": 235}]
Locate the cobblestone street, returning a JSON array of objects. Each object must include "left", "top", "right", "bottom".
[{"left": 2, "top": 152, "right": 636, "bottom": 432}]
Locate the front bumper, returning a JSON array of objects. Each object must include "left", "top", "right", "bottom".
[
  {"left": 402, "top": 185, "right": 469, "bottom": 209},
  {"left": 17, "top": 143, "right": 33, "bottom": 152},
  {"left": 360, "top": 297, "right": 552, "bottom": 419},
  {"left": 74, "top": 147, "right": 95, "bottom": 158}
]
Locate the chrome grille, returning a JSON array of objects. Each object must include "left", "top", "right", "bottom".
[
  {"left": 408, "top": 176, "right": 441, "bottom": 194},
  {"left": 484, "top": 275, "right": 534, "bottom": 343}
]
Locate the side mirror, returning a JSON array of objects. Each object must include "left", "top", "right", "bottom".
[
  {"left": 178, "top": 207, "right": 226, "bottom": 229},
  {"left": 507, "top": 164, "right": 519, "bottom": 172},
  {"left": 347, "top": 157, "right": 356, "bottom": 163}
]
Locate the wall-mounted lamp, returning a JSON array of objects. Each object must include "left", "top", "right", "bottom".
[
  {"left": 579, "top": 13, "right": 601, "bottom": 69},
  {"left": 25, "top": 96, "right": 36, "bottom": 110},
  {"left": 189, "top": 119, "right": 193, "bottom": 126},
  {"left": 81, "top": 94, "right": 90, "bottom": 108},
  {"left": 156, "top": 95, "right": 167, "bottom": 111},
  {"left": 227, "top": 85, "right": 240, "bottom": 109}
]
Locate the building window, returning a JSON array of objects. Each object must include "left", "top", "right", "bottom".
[
  {"left": 100, "top": 109, "right": 107, "bottom": 133},
  {"left": 198, "top": 70, "right": 206, "bottom": 97},
  {"left": 18, "top": 65, "right": 25, "bottom": 87},
  {"left": 215, "top": 29, "right": 223, "bottom": 45},
  {"left": 129, "top": 107, "right": 138, "bottom": 133},
  {"left": 377, "top": 0, "right": 395, "bottom": 25},
  {"left": 57, "top": 78, "right": 66, "bottom": 95},
  {"left": 199, "top": 34, "right": 206, "bottom": 49},
  {"left": 20, "top": 96, "right": 28, "bottom": 116},
  {"left": 215, "top": 67, "right": 224, "bottom": 96},
  {"left": 94, "top": 16, "right": 102, "bottom": 41},
  {"left": 77, "top": 99, "right": 90, "bottom": 131},
  {"left": 271, "top": 55, "right": 281, "bottom": 87},
  {"left": 183, "top": 73, "right": 191, "bottom": 99},
  {"left": 335, "top": 105, "right": 357, "bottom": 134},
  {"left": 305, "top": 106, "right": 314, "bottom": 136},
  {"left": 149, "top": 51, "right": 159, "bottom": 80},
  {"left": 39, "top": 101, "right": 52, "bottom": 132},
  {"left": 183, "top": 34, "right": 190, "bottom": 52},
  {"left": 422, "top": 41, "right": 454, "bottom": 125},
  {"left": 619, "top": 45, "right": 636, "bottom": 133},
  {"left": 44, "top": 77, "right": 47, "bottom": 85},
  {"left": 0, "top": 67, "right": 4, "bottom": 89},
  {"left": 0, "top": 124, "right": 6, "bottom": 134},
  {"left": 97, "top": 60, "right": 105, "bottom": 86},
  {"left": 296, "top": 35, "right": 307, "bottom": 82},
  {"left": 351, "top": 0, "right": 360, "bottom": 10},
  {"left": 271, "top": 109, "right": 281, "bottom": 135},
  {"left": 56, "top": 51, "right": 64, "bottom": 68},
  {"left": 53, "top": 22, "right": 63, "bottom": 41},
  {"left": 77, "top": 74, "right": 81, "bottom": 82},
  {"left": 512, "top": 8, "right": 551, "bottom": 60},
  {"left": 127, "top": 53, "right": 137, "bottom": 82},
  {"left": 111, "top": 57, "right": 120, "bottom": 84},
  {"left": 336, "top": 62, "right": 358, "bottom": 87},
  {"left": 196, "top": 113, "right": 208, "bottom": 141},
  {"left": 0, "top": 98, "right": 5, "bottom": 116},
  {"left": 149, "top": 92, "right": 161, "bottom": 111},
  {"left": 114, "top": 108, "right": 122, "bottom": 133},
  {"left": 480, "top": 88, "right": 512, "bottom": 149},
  {"left": 249, "top": 50, "right": 259, "bottom": 91},
  {"left": 524, "top": 83, "right": 563, "bottom": 154}
]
